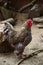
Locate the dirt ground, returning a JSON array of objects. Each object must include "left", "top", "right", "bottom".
[{"left": 0, "top": 23, "right": 43, "bottom": 65}]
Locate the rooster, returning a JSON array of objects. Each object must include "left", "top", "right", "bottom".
[{"left": 13, "top": 19, "right": 32, "bottom": 57}]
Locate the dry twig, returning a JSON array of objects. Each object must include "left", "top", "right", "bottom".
[
  {"left": 17, "top": 49, "right": 43, "bottom": 65},
  {"left": 18, "top": 0, "right": 37, "bottom": 12}
]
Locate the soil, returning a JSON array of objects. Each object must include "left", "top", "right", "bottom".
[{"left": 0, "top": 23, "right": 43, "bottom": 65}]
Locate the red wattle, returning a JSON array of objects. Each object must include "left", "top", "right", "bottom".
[{"left": 27, "top": 19, "right": 32, "bottom": 28}]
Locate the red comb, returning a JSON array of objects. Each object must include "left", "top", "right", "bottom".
[{"left": 27, "top": 19, "right": 32, "bottom": 28}]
